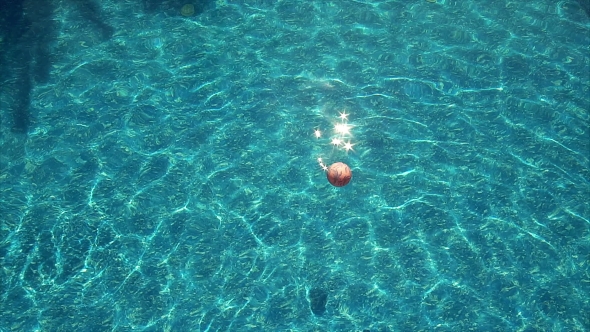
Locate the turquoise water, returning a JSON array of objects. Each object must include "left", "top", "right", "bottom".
[{"left": 1, "top": 0, "right": 589, "bottom": 331}]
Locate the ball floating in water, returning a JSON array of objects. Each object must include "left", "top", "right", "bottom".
[
  {"left": 327, "top": 162, "right": 352, "bottom": 187},
  {"left": 181, "top": 4, "right": 195, "bottom": 17}
]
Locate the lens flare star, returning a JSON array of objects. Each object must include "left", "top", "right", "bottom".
[
  {"left": 331, "top": 138, "right": 342, "bottom": 146},
  {"left": 334, "top": 123, "right": 351, "bottom": 136},
  {"left": 342, "top": 140, "right": 355, "bottom": 152},
  {"left": 314, "top": 129, "right": 322, "bottom": 138}
]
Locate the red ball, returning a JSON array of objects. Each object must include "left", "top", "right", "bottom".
[{"left": 327, "top": 162, "right": 352, "bottom": 187}]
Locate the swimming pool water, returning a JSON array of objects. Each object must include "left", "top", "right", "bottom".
[{"left": 0, "top": 0, "right": 588, "bottom": 331}]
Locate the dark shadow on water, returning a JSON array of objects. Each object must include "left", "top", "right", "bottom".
[
  {"left": 1, "top": 0, "right": 214, "bottom": 135},
  {"left": 0, "top": 0, "right": 32, "bottom": 133},
  {"left": 0, "top": 0, "right": 116, "bottom": 134},
  {"left": 0, "top": 0, "right": 56, "bottom": 134}
]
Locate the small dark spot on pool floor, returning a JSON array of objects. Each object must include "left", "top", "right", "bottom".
[{"left": 309, "top": 288, "right": 328, "bottom": 316}]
